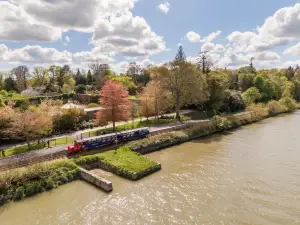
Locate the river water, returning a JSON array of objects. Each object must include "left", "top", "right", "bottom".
[{"left": 1, "top": 112, "right": 300, "bottom": 225}]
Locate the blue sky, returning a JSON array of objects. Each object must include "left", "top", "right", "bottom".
[{"left": 1, "top": 0, "right": 300, "bottom": 73}]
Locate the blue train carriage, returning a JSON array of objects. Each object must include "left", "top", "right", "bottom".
[
  {"left": 116, "top": 128, "right": 150, "bottom": 142},
  {"left": 67, "top": 128, "right": 150, "bottom": 153}
]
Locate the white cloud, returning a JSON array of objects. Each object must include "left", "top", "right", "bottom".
[
  {"left": 158, "top": 2, "right": 170, "bottom": 14},
  {"left": 0, "top": 44, "right": 72, "bottom": 64},
  {"left": 186, "top": 31, "right": 201, "bottom": 43},
  {"left": 202, "top": 31, "right": 222, "bottom": 42},
  {"left": 92, "top": 12, "right": 167, "bottom": 58},
  {"left": 201, "top": 42, "right": 226, "bottom": 53},
  {"left": 283, "top": 42, "right": 300, "bottom": 56},
  {"left": 0, "top": 1, "right": 62, "bottom": 42}
]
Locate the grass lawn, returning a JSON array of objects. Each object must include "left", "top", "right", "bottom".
[
  {"left": 2, "top": 136, "right": 74, "bottom": 158},
  {"left": 84, "top": 118, "right": 178, "bottom": 137},
  {"left": 75, "top": 146, "right": 158, "bottom": 174}
]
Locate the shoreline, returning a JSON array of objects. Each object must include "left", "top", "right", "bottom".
[{"left": 0, "top": 109, "right": 296, "bottom": 206}]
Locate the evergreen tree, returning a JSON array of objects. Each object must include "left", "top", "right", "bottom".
[
  {"left": 87, "top": 70, "right": 93, "bottom": 85},
  {"left": 174, "top": 45, "right": 186, "bottom": 63}
]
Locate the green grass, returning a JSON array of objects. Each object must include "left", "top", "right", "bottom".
[
  {"left": 2, "top": 136, "right": 74, "bottom": 158},
  {"left": 84, "top": 118, "right": 178, "bottom": 137},
  {"left": 75, "top": 146, "right": 158, "bottom": 174}
]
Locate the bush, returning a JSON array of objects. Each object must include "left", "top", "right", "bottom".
[
  {"left": 24, "top": 181, "right": 42, "bottom": 197},
  {"left": 14, "top": 186, "right": 25, "bottom": 200},
  {"left": 242, "top": 87, "right": 261, "bottom": 106},
  {"left": 279, "top": 97, "right": 297, "bottom": 112},
  {"left": 75, "top": 84, "right": 87, "bottom": 94},
  {"left": 14, "top": 98, "right": 30, "bottom": 110},
  {"left": 0, "top": 160, "right": 80, "bottom": 205},
  {"left": 53, "top": 108, "right": 86, "bottom": 133},
  {"left": 221, "top": 90, "right": 246, "bottom": 113},
  {"left": 212, "top": 116, "right": 232, "bottom": 131},
  {"left": 267, "top": 100, "right": 286, "bottom": 115}
]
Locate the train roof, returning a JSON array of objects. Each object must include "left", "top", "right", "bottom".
[{"left": 78, "top": 127, "right": 149, "bottom": 143}]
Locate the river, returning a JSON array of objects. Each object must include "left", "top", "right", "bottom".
[{"left": 1, "top": 112, "right": 300, "bottom": 225}]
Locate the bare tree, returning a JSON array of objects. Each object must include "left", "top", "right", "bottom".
[
  {"left": 197, "top": 51, "right": 213, "bottom": 74},
  {"left": 11, "top": 66, "right": 28, "bottom": 92},
  {"left": 89, "top": 61, "right": 110, "bottom": 88},
  {"left": 126, "top": 62, "right": 141, "bottom": 84}
]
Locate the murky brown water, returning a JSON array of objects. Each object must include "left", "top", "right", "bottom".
[{"left": 1, "top": 112, "right": 300, "bottom": 225}]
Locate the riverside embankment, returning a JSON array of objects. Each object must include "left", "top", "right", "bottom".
[
  {"left": 0, "top": 109, "right": 293, "bottom": 206},
  {"left": 1, "top": 110, "right": 300, "bottom": 224}
]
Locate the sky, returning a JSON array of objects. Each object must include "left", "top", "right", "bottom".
[{"left": 1, "top": 0, "right": 300, "bottom": 73}]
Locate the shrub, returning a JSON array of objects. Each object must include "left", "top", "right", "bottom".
[
  {"left": 221, "top": 90, "right": 246, "bottom": 113},
  {"left": 14, "top": 186, "right": 25, "bottom": 200},
  {"left": 14, "top": 98, "right": 30, "bottom": 110},
  {"left": 242, "top": 87, "right": 261, "bottom": 106},
  {"left": 24, "top": 182, "right": 41, "bottom": 196},
  {"left": 267, "top": 100, "right": 286, "bottom": 115},
  {"left": 53, "top": 108, "right": 86, "bottom": 133},
  {"left": 75, "top": 84, "right": 87, "bottom": 94},
  {"left": 212, "top": 116, "right": 232, "bottom": 131},
  {"left": 279, "top": 97, "right": 297, "bottom": 112}
]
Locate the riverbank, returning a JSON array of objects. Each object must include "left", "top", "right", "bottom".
[
  {"left": 0, "top": 160, "right": 80, "bottom": 206},
  {"left": 126, "top": 107, "right": 295, "bottom": 155},
  {"left": 0, "top": 106, "right": 297, "bottom": 206}
]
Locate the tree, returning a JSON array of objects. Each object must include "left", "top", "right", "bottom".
[
  {"left": 10, "top": 110, "right": 52, "bottom": 149},
  {"left": 157, "top": 61, "right": 208, "bottom": 120},
  {"left": 197, "top": 51, "right": 213, "bottom": 74},
  {"left": 130, "top": 102, "right": 139, "bottom": 128},
  {"left": 206, "top": 71, "right": 230, "bottom": 114},
  {"left": 86, "top": 69, "right": 93, "bottom": 85},
  {"left": 140, "top": 80, "right": 169, "bottom": 120},
  {"left": 62, "top": 84, "right": 72, "bottom": 94},
  {"left": 75, "top": 84, "right": 87, "bottom": 94},
  {"left": 238, "top": 73, "right": 254, "bottom": 92},
  {"left": 95, "top": 80, "right": 131, "bottom": 131},
  {"left": 75, "top": 69, "right": 87, "bottom": 85},
  {"left": 242, "top": 87, "right": 261, "bottom": 105},
  {"left": 31, "top": 67, "right": 49, "bottom": 87},
  {"left": 0, "top": 73, "right": 4, "bottom": 90},
  {"left": 238, "top": 65, "right": 256, "bottom": 75},
  {"left": 107, "top": 74, "right": 137, "bottom": 95},
  {"left": 139, "top": 91, "right": 154, "bottom": 121},
  {"left": 126, "top": 62, "right": 141, "bottom": 84},
  {"left": 4, "top": 76, "right": 16, "bottom": 91},
  {"left": 0, "top": 106, "right": 15, "bottom": 144},
  {"left": 174, "top": 45, "right": 186, "bottom": 63},
  {"left": 285, "top": 66, "right": 295, "bottom": 80},
  {"left": 11, "top": 66, "right": 28, "bottom": 92},
  {"left": 89, "top": 61, "right": 110, "bottom": 88}
]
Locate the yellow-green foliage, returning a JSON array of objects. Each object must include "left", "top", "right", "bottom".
[
  {"left": 267, "top": 100, "right": 287, "bottom": 115},
  {"left": 279, "top": 97, "right": 297, "bottom": 112}
]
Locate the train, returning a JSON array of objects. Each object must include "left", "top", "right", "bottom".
[{"left": 67, "top": 128, "right": 150, "bottom": 154}]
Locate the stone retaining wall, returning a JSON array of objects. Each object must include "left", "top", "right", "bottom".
[
  {"left": 80, "top": 168, "right": 113, "bottom": 192},
  {"left": 79, "top": 161, "right": 161, "bottom": 181}
]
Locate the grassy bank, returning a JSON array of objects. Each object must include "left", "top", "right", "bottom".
[
  {"left": 1, "top": 117, "right": 182, "bottom": 158},
  {"left": 74, "top": 146, "right": 160, "bottom": 180},
  {"left": 127, "top": 105, "right": 299, "bottom": 155},
  {"left": 0, "top": 160, "right": 80, "bottom": 205},
  {"left": 2, "top": 136, "right": 74, "bottom": 158}
]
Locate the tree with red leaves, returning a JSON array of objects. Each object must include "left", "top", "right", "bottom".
[{"left": 95, "top": 80, "right": 131, "bottom": 131}]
